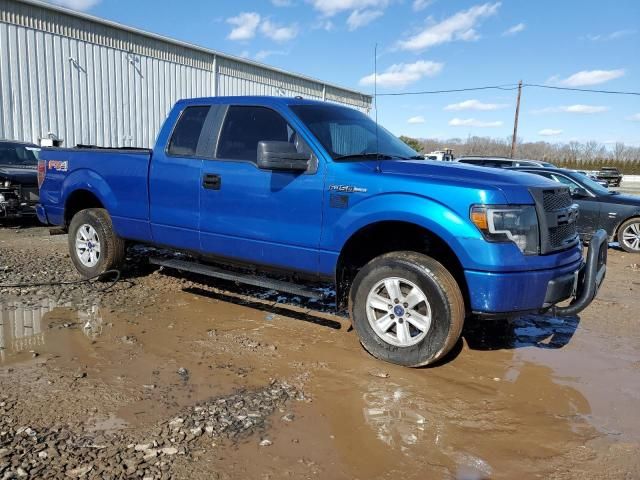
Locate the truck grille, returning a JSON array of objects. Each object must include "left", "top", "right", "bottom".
[
  {"left": 543, "top": 190, "right": 572, "bottom": 211},
  {"left": 549, "top": 223, "right": 577, "bottom": 248},
  {"left": 530, "top": 187, "right": 579, "bottom": 254}
]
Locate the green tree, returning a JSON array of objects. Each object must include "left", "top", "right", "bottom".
[{"left": 399, "top": 136, "right": 424, "bottom": 153}]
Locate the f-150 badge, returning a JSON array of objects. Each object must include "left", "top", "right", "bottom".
[{"left": 329, "top": 185, "right": 367, "bottom": 193}]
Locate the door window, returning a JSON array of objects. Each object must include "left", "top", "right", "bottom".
[
  {"left": 217, "top": 106, "right": 293, "bottom": 163},
  {"left": 167, "top": 106, "right": 211, "bottom": 157}
]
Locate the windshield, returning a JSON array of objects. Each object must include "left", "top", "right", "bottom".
[
  {"left": 290, "top": 104, "right": 420, "bottom": 160},
  {"left": 0, "top": 143, "right": 40, "bottom": 167},
  {"left": 572, "top": 172, "right": 612, "bottom": 195}
]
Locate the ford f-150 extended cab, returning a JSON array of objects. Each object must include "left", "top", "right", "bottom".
[{"left": 37, "top": 96, "right": 608, "bottom": 367}]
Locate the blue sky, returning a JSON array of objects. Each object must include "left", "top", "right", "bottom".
[{"left": 51, "top": 0, "right": 639, "bottom": 146}]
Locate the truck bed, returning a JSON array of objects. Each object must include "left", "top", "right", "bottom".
[{"left": 39, "top": 146, "right": 153, "bottom": 241}]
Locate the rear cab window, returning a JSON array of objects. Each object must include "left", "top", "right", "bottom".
[{"left": 167, "top": 106, "right": 211, "bottom": 157}]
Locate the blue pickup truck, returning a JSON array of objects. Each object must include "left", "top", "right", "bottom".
[{"left": 37, "top": 96, "right": 607, "bottom": 366}]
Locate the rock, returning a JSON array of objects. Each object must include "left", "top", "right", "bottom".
[
  {"left": 65, "top": 465, "right": 93, "bottom": 477},
  {"left": 143, "top": 449, "right": 158, "bottom": 460},
  {"left": 177, "top": 367, "right": 189, "bottom": 378},
  {"left": 0, "top": 448, "right": 9, "bottom": 458},
  {"left": 161, "top": 447, "right": 178, "bottom": 456},
  {"left": 281, "top": 413, "right": 295, "bottom": 422},
  {"left": 259, "top": 439, "right": 272, "bottom": 447},
  {"left": 135, "top": 443, "right": 153, "bottom": 452},
  {"left": 16, "top": 467, "right": 28, "bottom": 478},
  {"left": 38, "top": 451, "right": 48, "bottom": 459},
  {"left": 368, "top": 370, "right": 390, "bottom": 379}
]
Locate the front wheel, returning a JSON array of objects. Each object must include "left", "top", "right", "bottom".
[
  {"left": 349, "top": 252, "right": 465, "bottom": 367},
  {"left": 68, "top": 208, "right": 126, "bottom": 278},
  {"left": 618, "top": 218, "right": 640, "bottom": 253}
]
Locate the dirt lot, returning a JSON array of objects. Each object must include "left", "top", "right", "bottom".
[{"left": 1, "top": 222, "right": 639, "bottom": 479}]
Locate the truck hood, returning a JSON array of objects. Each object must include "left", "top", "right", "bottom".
[
  {"left": 0, "top": 165, "right": 38, "bottom": 185},
  {"left": 379, "top": 160, "right": 557, "bottom": 204}
]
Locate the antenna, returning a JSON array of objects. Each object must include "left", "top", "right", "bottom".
[{"left": 374, "top": 43, "right": 381, "bottom": 173}]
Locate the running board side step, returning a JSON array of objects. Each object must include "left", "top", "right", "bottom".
[{"left": 149, "top": 257, "right": 325, "bottom": 300}]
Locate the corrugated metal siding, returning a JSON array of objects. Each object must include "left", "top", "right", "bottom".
[
  {"left": 0, "top": 20, "right": 213, "bottom": 147},
  {"left": 0, "top": 0, "right": 372, "bottom": 148}
]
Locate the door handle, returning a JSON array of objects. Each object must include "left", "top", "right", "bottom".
[{"left": 202, "top": 173, "right": 221, "bottom": 190}]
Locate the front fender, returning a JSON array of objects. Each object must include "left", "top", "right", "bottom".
[{"left": 325, "top": 192, "right": 485, "bottom": 268}]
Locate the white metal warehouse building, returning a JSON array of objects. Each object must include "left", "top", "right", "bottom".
[{"left": 0, "top": 0, "right": 372, "bottom": 148}]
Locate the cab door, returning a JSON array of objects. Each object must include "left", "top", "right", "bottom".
[
  {"left": 198, "top": 105, "right": 324, "bottom": 275},
  {"left": 149, "top": 105, "right": 211, "bottom": 250}
]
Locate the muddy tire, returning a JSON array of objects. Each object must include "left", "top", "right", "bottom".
[
  {"left": 68, "top": 208, "right": 126, "bottom": 278},
  {"left": 617, "top": 217, "right": 640, "bottom": 253},
  {"left": 349, "top": 251, "right": 465, "bottom": 367}
]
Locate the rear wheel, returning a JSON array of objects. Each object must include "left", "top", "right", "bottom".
[
  {"left": 349, "top": 252, "right": 465, "bottom": 367},
  {"left": 618, "top": 218, "right": 640, "bottom": 253},
  {"left": 68, "top": 208, "right": 126, "bottom": 278}
]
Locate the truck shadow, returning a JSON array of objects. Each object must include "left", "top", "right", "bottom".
[{"left": 462, "top": 314, "right": 581, "bottom": 351}]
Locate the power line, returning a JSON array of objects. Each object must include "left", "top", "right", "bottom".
[
  {"left": 376, "top": 84, "right": 520, "bottom": 96},
  {"left": 523, "top": 83, "right": 640, "bottom": 96},
  {"left": 374, "top": 83, "right": 640, "bottom": 97}
]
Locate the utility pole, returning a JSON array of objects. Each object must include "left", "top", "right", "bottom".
[{"left": 510, "top": 80, "right": 523, "bottom": 159}]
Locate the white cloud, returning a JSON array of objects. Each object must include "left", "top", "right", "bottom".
[
  {"left": 502, "top": 22, "right": 525, "bottom": 36},
  {"left": 444, "top": 99, "right": 508, "bottom": 111},
  {"left": 308, "top": 0, "right": 390, "bottom": 16},
  {"left": 260, "top": 19, "right": 299, "bottom": 42},
  {"left": 533, "top": 104, "right": 610, "bottom": 114},
  {"left": 359, "top": 60, "right": 444, "bottom": 88},
  {"left": 46, "top": 0, "right": 100, "bottom": 10},
  {"left": 254, "top": 49, "right": 289, "bottom": 61},
  {"left": 407, "top": 116, "right": 426, "bottom": 124},
  {"left": 586, "top": 29, "right": 636, "bottom": 41},
  {"left": 538, "top": 129, "right": 563, "bottom": 137},
  {"left": 227, "top": 12, "right": 261, "bottom": 41},
  {"left": 627, "top": 113, "right": 640, "bottom": 122},
  {"left": 412, "top": 0, "right": 433, "bottom": 11},
  {"left": 449, "top": 118, "right": 503, "bottom": 127},
  {"left": 398, "top": 2, "right": 501, "bottom": 51},
  {"left": 552, "top": 69, "right": 625, "bottom": 87},
  {"left": 347, "top": 9, "right": 384, "bottom": 30}
]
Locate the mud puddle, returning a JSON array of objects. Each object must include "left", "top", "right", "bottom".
[{"left": 2, "top": 283, "right": 639, "bottom": 478}]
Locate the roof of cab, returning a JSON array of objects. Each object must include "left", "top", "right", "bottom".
[{"left": 176, "top": 96, "right": 348, "bottom": 109}]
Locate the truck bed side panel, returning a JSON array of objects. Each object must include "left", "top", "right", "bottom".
[{"left": 39, "top": 148, "right": 152, "bottom": 241}]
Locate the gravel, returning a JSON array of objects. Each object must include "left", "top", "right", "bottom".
[{"left": 0, "top": 380, "right": 300, "bottom": 479}]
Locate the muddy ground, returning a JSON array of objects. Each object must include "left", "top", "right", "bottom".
[{"left": 0, "top": 222, "right": 639, "bottom": 479}]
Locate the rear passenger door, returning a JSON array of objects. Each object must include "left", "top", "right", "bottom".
[
  {"left": 198, "top": 105, "right": 324, "bottom": 275},
  {"left": 149, "top": 105, "right": 211, "bottom": 250}
]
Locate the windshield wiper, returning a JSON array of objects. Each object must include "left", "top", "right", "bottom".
[{"left": 334, "top": 153, "right": 418, "bottom": 161}]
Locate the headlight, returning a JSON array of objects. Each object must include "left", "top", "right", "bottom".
[
  {"left": 471, "top": 205, "right": 540, "bottom": 255},
  {"left": 0, "top": 193, "right": 5, "bottom": 203},
  {"left": 2, "top": 180, "right": 10, "bottom": 188}
]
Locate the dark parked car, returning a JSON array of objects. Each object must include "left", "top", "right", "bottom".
[
  {"left": 0, "top": 140, "right": 40, "bottom": 220},
  {"left": 595, "top": 167, "right": 622, "bottom": 187},
  {"left": 456, "top": 156, "right": 556, "bottom": 168},
  {"left": 512, "top": 167, "right": 640, "bottom": 253}
]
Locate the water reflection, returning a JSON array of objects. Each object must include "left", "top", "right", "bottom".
[
  {"left": 0, "top": 298, "right": 102, "bottom": 362},
  {"left": 362, "top": 382, "right": 430, "bottom": 453}
]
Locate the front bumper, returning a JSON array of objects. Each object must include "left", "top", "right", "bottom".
[{"left": 466, "top": 229, "right": 608, "bottom": 316}]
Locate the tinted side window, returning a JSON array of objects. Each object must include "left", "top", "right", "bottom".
[
  {"left": 217, "top": 106, "right": 289, "bottom": 162},
  {"left": 168, "top": 106, "right": 210, "bottom": 157}
]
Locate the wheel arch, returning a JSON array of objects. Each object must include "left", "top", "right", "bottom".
[{"left": 335, "top": 220, "right": 470, "bottom": 314}]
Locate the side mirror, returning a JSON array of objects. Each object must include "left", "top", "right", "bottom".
[
  {"left": 257, "top": 141, "right": 309, "bottom": 172},
  {"left": 571, "top": 187, "right": 589, "bottom": 198}
]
